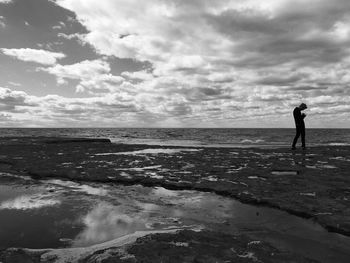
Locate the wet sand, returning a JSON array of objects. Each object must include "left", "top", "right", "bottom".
[{"left": 0, "top": 137, "right": 350, "bottom": 262}]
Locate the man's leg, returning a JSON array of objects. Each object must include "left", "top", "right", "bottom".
[
  {"left": 292, "top": 128, "right": 301, "bottom": 149},
  {"left": 301, "top": 127, "right": 306, "bottom": 149}
]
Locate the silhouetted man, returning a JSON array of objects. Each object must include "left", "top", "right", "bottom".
[{"left": 292, "top": 103, "right": 307, "bottom": 150}]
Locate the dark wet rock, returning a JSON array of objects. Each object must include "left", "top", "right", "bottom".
[
  {"left": 0, "top": 230, "right": 318, "bottom": 262},
  {"left": 0, "top": 248, "right": 43, "bottom": 263},
  {"left": 0, "top": 137, "right": 350, "bottom": 236},
  {"left": 0, "top": 137, "right": 111, "bottom": 146},
  {"left": 83, "top": 230, "right": 318, "bottom": 263},
  {"left": 44, "top": 138, "right": 111, "bottom": 144}
]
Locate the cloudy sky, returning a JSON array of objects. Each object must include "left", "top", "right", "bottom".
[{"left": 0, "top": 0, "right": 350, "bottom": 127}]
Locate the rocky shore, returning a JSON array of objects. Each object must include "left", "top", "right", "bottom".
[
  {"left": 1, "top": 230, "right": 318, "bottom": 263},
  {"left": 0, "top": 137, "right": 349, "bottom": 262}
]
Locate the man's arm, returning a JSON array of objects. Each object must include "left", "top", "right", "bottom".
[{"left": 294, "top": 108, "right": 305, "bottom": 124}]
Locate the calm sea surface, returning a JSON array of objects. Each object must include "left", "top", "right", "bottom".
[{"left": 0, "top": 128, "right": 349, "bottom": 147}]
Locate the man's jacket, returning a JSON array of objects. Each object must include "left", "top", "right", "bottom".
[{"left": 293, "top": 107, "right": 305, "bottom": 127}]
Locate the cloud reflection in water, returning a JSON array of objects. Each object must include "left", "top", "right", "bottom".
[
  {"left": 44, "top": 179, "right": 109, "bottom": 196},
  {"left": 72, "top": 202, "right": 147, "bottom": 247},
  {"left": 0, "top": 194, "right": 61, "bottom": 210}
]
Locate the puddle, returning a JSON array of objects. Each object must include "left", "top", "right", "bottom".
[
  {"left": 271, "top": 170, "right": 299, "bottom": 175},
  {"left": 203, "top": 176, "right": 218, "bottom": 182},
  {"left": 248, "top": 176, "right": 266, "bottom": 181},
  {"left": 0, "top": 173, "right": 350, "bottom": 262},
  {"left": 115, "top": 165, "right": 162, "bottom": 172},
  {"left": 306, "top": 165, "right": 317, "bottom": 169},
  {"left": 319, "top": 165, "right": 337, "bottom": 169},
  {"left": 300, "top": 192, "right": 316, "bottom": 197},
  {"left": 43, "top": 179, "right": 109, "bottom": 196},
  {"left": 95, "top": 148, "right": 201, "bottom": 156},
  {"left": 71, "top": 202, "right": 148, "bottom": 247}
]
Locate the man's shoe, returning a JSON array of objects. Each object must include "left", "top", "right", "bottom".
[
  {"left": 302, "top": 146, "right": 307, "bottom": 150},
  {"left": 291, "top": 147, "right": 296, "bottom": 150}
]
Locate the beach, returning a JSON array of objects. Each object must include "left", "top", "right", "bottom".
[{"left": 0, "top": 136, "right": 350, "bottom": 262}]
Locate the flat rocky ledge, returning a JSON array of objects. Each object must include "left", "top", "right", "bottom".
[
  {"left": 0, "top": 230, "right": 318, "bottom": 263},
  {"left": 0, "top": 137, "right": 349, "bottom": 237},
  {"left": 0, "top": 136, "right": 112, "bottom": 145}
]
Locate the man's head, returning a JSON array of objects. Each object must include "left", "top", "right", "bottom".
[{"left": 299, "top": 103, "right": 307, "bottom": 110}]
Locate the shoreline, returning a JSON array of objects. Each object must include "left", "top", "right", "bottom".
[{"left": 1, "top": 132, "right": 350, "bottom": 148}]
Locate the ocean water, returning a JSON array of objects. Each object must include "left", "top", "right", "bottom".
[{"left": 0, "top": 128, "right": 349, "bottom": 147}]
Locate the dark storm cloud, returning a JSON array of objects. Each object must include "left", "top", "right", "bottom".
[
  {"left": 204, "top": 1, "right": 350, "bottom": 68},
  {"left": 0, "top": 0, "right": 83, "bottom": 45},
  {"left": 0, "top": 0, "right": 96, "bottom": 65},
  {"left": 256, "top": 75, "right": 303, "bottom": 86},
  {"left": 286, "top": 86, "right": 325, "bottom": 91}
]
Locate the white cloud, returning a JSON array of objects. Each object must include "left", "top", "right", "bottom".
[
  {"left": 53, "top": 21, "right": 66, "bottom": 30},
  {"left": 0, "top": 0, "right": 349, "bottom": 127},
  {"left": 1, "top": 84, "right": 350, "bottom": 127},
  {"left": 121, "top": 70, "right": 154, "bottom": 81},
  {"left": 1, "top": 48, "right": 66, "bottom": 65},
  {"left": 58, "top": 32, "right": 83, "bottom": 40},
  {"left": 42, "top": 59, "right": 110, "bottom": 81},
  {"left": 0, "top": 86, "right": 142, "bottom": 127},
  {"left": 41, "top": 59, "right": 125, "bottom": 92},
  {"left": 8, "top": 81, "right": 21, "bottom": 87},
  {"left": 54, "top": 0, "right": 350, "bottom": 67},
  {"left": 50, "top": 0, "right": 350, "bottom": 127},
  {"left": 0, "top": 87, "right": 35, "bottom": 111},
  {"left": 0, "top": 16, "right": 5, "bottom": 28},
  {"left": 0, "top": 0, "right": 12, "bottom": 3}
]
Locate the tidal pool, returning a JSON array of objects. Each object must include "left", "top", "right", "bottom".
[{"left": 0, "top": 173, "right": 350, "bottom": 262}]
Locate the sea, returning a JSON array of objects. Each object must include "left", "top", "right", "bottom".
[{"left": 0, "top": 128, "right": 349, "bottom": 148}]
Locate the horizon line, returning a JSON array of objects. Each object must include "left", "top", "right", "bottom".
[{"left": 0, "top": 127, "right": 349, "bottom": 129}]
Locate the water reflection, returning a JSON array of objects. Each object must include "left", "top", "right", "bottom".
[
  {"left": 44, "top": 179, "right": 109, "bottom": 196},
  {"left": 95, "top": 148, "right": 200, "bottom": 156},
  {"left": 0, "top": 180, "right": 61, "bottom": 211},
  {"left": 72, "top": 202, "right": 147, "bottom": 247},
  {"left": 152, "top": 187, "right": 179, "bottom": 197},
  {"left": 0, "top": 193, "right": 60, "bottom": 210},
  {"left": 1, "top": 175, "right": 350, "bottom": 263}
]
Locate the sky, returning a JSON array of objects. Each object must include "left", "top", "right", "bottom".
[{"left": 0, "top": 0, "right": 350, "bottom": 128}]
